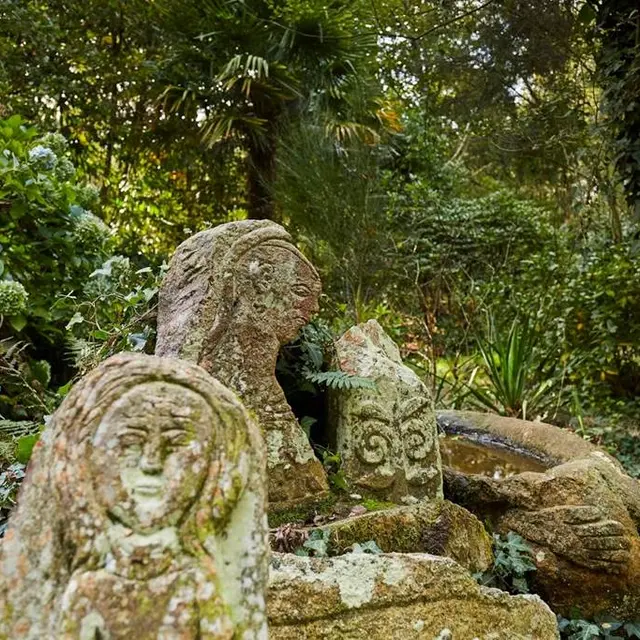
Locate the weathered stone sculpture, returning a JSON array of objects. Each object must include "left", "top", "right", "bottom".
[
  {"left": 329, "top": 320, "right": 443, "bottom": 502},
  {"left": 440, "top": 410, "right": 640, "bottom": 619},
  {"left": 0, "top": 354, "right": 268, "bottom": 639},
  {"left": 156, "top": 220, "right": 328, "bottom": 509}
]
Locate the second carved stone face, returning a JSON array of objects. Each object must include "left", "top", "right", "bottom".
[
  {"left": 240, "top": 245, "right": 321, "bottom": 345},
  {"left": 338, "top": 378, "right": 442, "bottom": 501},
  {"left": 92, "top": 381, "right": 213, "bottom": 533}
]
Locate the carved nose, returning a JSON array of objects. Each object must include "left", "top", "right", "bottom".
[{"left": 140, "top": 442, "right": 163, "bottom": 474}]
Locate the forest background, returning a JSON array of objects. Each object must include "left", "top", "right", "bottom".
[{"left": 1, "top": 0, "right": 640, "bottom": 500}]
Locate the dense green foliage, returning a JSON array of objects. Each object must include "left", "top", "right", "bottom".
[
  {"left": 1, "top": 0, "right": 638, "bottom": 467},
  {"left": 1, "top": 1, "right": 640, "bottom": 624}
]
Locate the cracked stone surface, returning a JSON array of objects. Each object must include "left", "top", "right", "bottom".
[{"left": 268, "top": 552, "right": 558, "bottom": 639}]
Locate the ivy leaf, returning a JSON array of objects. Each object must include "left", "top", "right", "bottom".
[
  {"left": 127, "top": 332, "right": 148, "bottom": 351},
  {"left": 8, "top": 313, "right": 27, "bottom": 332},
  {"left": 350, "top": 540, "right": 383, "bottom": 554},
  {"left": 16, "top": 433, "right": 40, "bottom": 464},
  {"left": 65, "top": 311, "right": 84, "bottom": 330}
]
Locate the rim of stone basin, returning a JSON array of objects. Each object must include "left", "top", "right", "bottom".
[{"left": 436, "top": 409, "right": 606, "bottom": 470}]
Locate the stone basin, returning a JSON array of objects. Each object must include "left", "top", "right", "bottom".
[
  {"left": 439, "top": 432, "right": 549, "bottom": 479},
  {"left": 437, "top": 410, "right": 640, "bottom": 619},
  {"left": 437, "top": 409, "right": 600, "bottom": 467}
]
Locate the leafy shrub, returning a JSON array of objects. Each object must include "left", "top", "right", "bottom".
[
  {"left": 390, "top": 186, "right": 554, "bottom": 355},
  {"left": 558, "top": 615, "right": 640, "bottom": 639},
  {"left": 0, "top": 115, "right": 110, "bottom": 350},
  {"left": 0, "top": 339, "right": 57, "bottom": 423},
  {"left": 481, "top": 228, "right": 640, "bottom": 414},
  {"left": 465, "top": 314, "right": 563, "bottom": 420},
  {"left": 64, "top": 256, "right": 164, "bottom": 375}
]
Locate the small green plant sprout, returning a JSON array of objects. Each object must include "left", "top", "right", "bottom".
[
  {"left": 558, "top": 615, "right": 640, "bottom": 639},
  {"left": 348, "top": 540, "right": 383, "bottom": 555},
  {"left": 318, "top": 447, "right": 348, "bottom": 492},
  {"left": 475, "top": 531, "right": 537, "bottom": 594},
  {"left": 294, "top": 528, "right": 330, "bottom": 557}
]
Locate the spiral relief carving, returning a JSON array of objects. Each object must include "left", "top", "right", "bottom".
[
  {"left": 356, "top": 426, "right": 391, "bottom": 466},
  {"left": 404, "top": 427, "right": 433, "bottom": 462},
  {"left": 332, "top": 320, "right": 443, "bottom": 501}
]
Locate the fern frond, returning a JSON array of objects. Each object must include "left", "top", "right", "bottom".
[
  {"left": 304, "top": 369, "right": 375, "bottom": 390},
  {"left": 0, "top": 420, "right": 40, "bottom": 439}
]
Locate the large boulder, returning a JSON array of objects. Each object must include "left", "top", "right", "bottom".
[
  {"left": 156, "top": 220, "right": 328, "bottom": 509},
  {"left": 268, "top": 552, "right": 558, "bottom": 639},
  {"left": 0, "top": 354, "right": 269, "bottom": 639},
  {"left": 329, "top": 320, "right": 442, "bottom": 503},
  {"left": 439, "top": 410, "right": 640, "bottom": 618}
]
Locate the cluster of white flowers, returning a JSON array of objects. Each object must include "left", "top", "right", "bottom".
[
  {"left": 71, "top": 210, "right": 111, "bottom": 248},
  {"left": 28, "top": 145, "right": 57, "bottom": 170},
  {"left": 0, "top": 281, "right": 28, "bottom": 316},
  {"left": 76, "top": 183, "right": 100, "bottom": 209},
  {"left": 55, "top": 157, "right": 76, "bottom": 181},
  {"left": 83, "top": 255, "right": 132, "bottom": 297},
  {"left": 38, "top": 132, "right": 68, "bottom": 156}
]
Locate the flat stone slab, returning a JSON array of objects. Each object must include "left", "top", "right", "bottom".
[{"left": 268, "top": 552, "right": 558, "bottom": 639}]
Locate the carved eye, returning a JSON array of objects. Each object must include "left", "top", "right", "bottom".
[
  {"left": 164, "top": 429, "right": 190, "bottom": 449},
  {"left": 118, "top": 431, "right": 145, "bottom": 449},
  {"left": 292, "top": 284, "right": 311, "bottom": 297},
  {"left": 356, "top": 424, "right": 392, "bottom": 466},
  {"left": 403, "top": 423, "right": 433, "bottom": 462}
]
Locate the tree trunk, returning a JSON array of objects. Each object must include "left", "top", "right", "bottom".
[{"left": 246, "top": 133, "right": 278, "bottom": 221}]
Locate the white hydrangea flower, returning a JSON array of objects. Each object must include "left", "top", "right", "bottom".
[
  {"left": 72, "top": 210, "right": 111, "bottom": 248},
  {"left": 0, "top": 281, "right": 29, "bottom": 316},
  {"left": 28, "top": 145, "right": 57, "bottom": 170},
  {"left": 38, "top": 132, "right": 68, "bottom": 156}
]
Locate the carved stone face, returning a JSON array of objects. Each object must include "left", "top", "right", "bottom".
[
  {"left": 239, "top": 245, "right": 321, "bottom": 344},
  {"left": 92, "top": 381, "right": 213, "bottom": 532}
]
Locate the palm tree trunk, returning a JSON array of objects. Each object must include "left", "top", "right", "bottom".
[{"left": 247, "top": 133, "right": 278, "bottom": 221}]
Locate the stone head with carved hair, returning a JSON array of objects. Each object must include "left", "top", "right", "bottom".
[{"left": 156, "top": 220, "right": 328, "bottom": 509}]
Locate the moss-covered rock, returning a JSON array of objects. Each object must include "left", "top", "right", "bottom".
[
  {"left": 268, "top": 552, "right": 558, "bottom": 639},
  {"left": 319, "top": 499, "right": 493, "bottom": 574}
]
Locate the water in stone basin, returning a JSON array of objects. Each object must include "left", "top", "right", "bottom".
[{"left": 439, "top": 433, "right": 548, "bottom": 479}]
